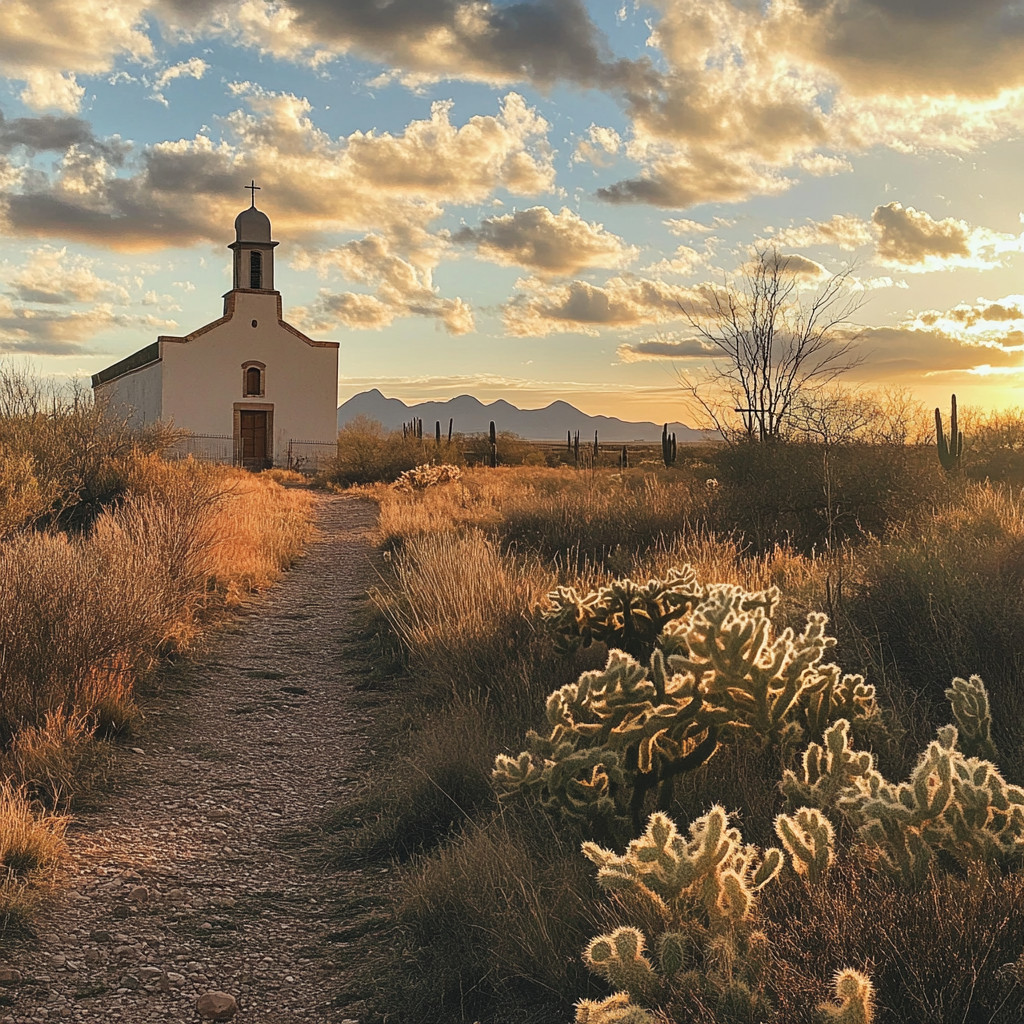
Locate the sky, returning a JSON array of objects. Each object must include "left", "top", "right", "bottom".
[{"left": 2, "top": 0, "right": 1024, "bottom": 426}]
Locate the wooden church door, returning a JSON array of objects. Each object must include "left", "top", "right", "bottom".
[{"left": 240, "top": 410, "right": 268, "bottom": 465}]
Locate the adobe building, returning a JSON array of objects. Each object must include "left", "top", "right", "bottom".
[{"left": 92, "top": 186, "right": 339, "bottom": 467}]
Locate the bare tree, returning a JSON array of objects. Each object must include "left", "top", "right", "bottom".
[{"left": 678, "top": 248, "right": 863, "bottom": 443}]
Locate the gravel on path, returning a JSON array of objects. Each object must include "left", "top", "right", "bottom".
[{"left": 2, "top": 492, "right": 382, "bottom": 1024}]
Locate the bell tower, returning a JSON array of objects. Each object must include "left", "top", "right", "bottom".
[{"left": 229, "top": 180, "right": 278, "bottom": 292}]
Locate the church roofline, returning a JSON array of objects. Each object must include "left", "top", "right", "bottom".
[{"left": 91, "top": 341, "right": 160, "bottom": 388}]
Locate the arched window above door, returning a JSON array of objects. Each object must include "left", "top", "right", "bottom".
[{"left": 242, "top": 361, "right": 266, "bottom": 397}]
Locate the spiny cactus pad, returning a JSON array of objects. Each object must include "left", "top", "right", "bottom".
[{"left": 817, "top": 968, "right": 875, "bottom": 1024}]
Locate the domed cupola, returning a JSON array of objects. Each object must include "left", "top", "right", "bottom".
[{"left": 229, "top": 181, "right": 279, "bottom": 291}]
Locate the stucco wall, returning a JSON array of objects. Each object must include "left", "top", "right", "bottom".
[
  {"left": 159, "top": 291, "right": 338, "bottom": 463},
  {"left": 94, "top": 360, "right": 163, "bottom": 428}
]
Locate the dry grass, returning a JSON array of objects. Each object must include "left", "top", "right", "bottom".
[
  {"left": 345, "top": 461, "right": 1024, "bottom": 1024},
  {"left": 0, "top": 779, "right": 68, "bottom": 929}
]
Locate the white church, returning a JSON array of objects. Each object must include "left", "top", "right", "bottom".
[{"left": 92, "top": 186, "right": 339, "bottom": 468}]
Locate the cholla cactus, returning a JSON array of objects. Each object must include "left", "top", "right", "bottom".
[
  {"left": 946, "top": 674, "right": 997, "bottom": 761},
  {"left": 497, "top": 572, "right": 879, "bottom": 836},
  {"left": 668, "top": 594, "right": 877, "bottom": 746},
  {"left": 584, "top": 928, "right": 658, "bottom": 1002},
  {"left": 817, "top": 968, "right": 875, "bottom": 1024},
  {"left": 578, "top": 809, "right": 782, "bottom": 1021},
  {"left": 774, "top": 807, "right": 836, "bottom": 885},
  {"left": 393, "top": 463, "right": 462, "bottom": 491},
  {"left": 780, "top": 718, "right": 877, "bottom": 813},
  {"left": 785, "top": 677, "right": 1024, "bottom": 886},
  {"left": 582, "top": 809, "right": 782, "bottom": 930},
  {"left": 574, "top": 992, "right": 655, "bottom": 1024},
  {"left": 541, "top": 567, "right": 704, "bottom": 659}
]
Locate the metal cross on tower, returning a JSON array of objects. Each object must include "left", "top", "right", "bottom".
[{"left": 245, "top": 179, "right": 260, "bottom": 206}]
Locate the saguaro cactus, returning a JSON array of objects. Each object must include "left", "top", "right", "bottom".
[
  {"left": 662, "top": 424, "right": 677, "bottom": 467},
  {"left": 488, "top": 420, "right": 497, "bottom": 468},
  {"left": 935, "top": 393, "right": 963, "bottom": 473}
]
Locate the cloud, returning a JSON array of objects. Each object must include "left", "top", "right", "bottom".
[
  {"left": 292, "top": 231, "right": 473, "bottom": 335},
  {"left": 0, "top": 0, "right": 154, "bottom": 87},
  {"left": 908, "top": 295, "right": 1024, "bottom": 339},
  {"left": 503, "top": 274, "right": 700, "bottom": 337},
  {"left": 598, "top": 149, "right": 794, "bottom": 208},
  {"left": 872, "top": 202, "right": 1024, "bottom": 271},
  {"left": 19, "top": 71, "right": 86, "bottom": 114},
  {"left": 617, "top": 334, "right": 716, "bottom": 362},
  {"left": 664, "top": 217, "right": 730, "bottom": 237},
  {"left": 591, "top": 1, "right": 1024, "bottom": 211},
  {"left": 200, "top": 0, "right": 656, "bottom": 92},
  {"left": 770, "top": 214, "right": 874, "bottom": 251},
  {"left": 150, "top": 57, "right": 209, "bottom": 106},
  {"left": 0, "top": 297, "right": 170, "bottom": 356},
  {"left": 454, "top": 206, "right": 636, "bottom": 276},
  {"left": 6, "top": 247, "right": 130, "bottom": 305},
  {"left": 645, "top": 245, "right": 708, "bottom": 277},
  {"left": 0, "top": 90, "right": 555, "bottom": 251},
  {"left": 0, "top": 111, "right": 128, "bottom": 161},
  {"left": 573, "top": 124, "right": 622, "bottom": 166},
  {"left": 849, "top": 325, "right": 1024, "bottom": 381}
]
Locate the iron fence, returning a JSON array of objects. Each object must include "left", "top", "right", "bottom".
[{"left": 286, "top": 439, "right": 337, "bottom": 473}]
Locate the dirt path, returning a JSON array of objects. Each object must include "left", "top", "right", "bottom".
[{"left": 3, "top": 493, "right": 382, "bottom": 1024}]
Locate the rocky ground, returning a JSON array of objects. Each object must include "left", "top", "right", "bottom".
[{"left": 1, "top": 493, "right": 385, "bottom": 1024}]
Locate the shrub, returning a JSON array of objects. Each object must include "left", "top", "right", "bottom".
[
  {"left": 328, "top": 416, "right": 464, "bottom": 485},
  {"left": 393, "top": 462, "right": 463, "bottom": 491},
  {"left": 496, "top": 568, "right": 879, "bottom": 839}
]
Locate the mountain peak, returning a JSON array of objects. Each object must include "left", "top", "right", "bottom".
[{"left": 337, "top": 390, "right": 703, "bottom": 443}]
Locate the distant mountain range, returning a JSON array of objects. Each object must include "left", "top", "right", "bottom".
[{"left": 337, "top": 389, "right": 705, "bottom": 442}]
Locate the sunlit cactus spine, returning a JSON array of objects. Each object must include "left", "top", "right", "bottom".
[
  {"left": 574, "top": 992, "right": 655, "bottom": 1024},
  {"left": 578, "top": 808, "right": 782, "bottom": 1022},
  {"left": 935, "top": 392, "right": 963, "bottom": 473},
  {"left": 817, "top": 968, "right": 875, "bottom": 1024},
  {"left": 774, "top": 806, "right": 835, "bottom": 885},
  {"left": 785, "top": 676, "right": 1024, "bottom": 886},
  {"left": 946, "top": 674, "right": 997, "bottom": 761},
  {"left": 584, "top": 928, "right": 658, "bottom": 1003}
]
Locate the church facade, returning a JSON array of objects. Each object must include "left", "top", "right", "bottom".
[{"left": 92, "top": 193, "right": 339, "bottom": 467}]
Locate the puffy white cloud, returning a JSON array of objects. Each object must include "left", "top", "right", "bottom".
[
  {"left": 872, "top": 202, "right": 1024, "bottom": 271},
  {"left": 6, "top": 247, "right": 130, "bottom": 305},
  {"left": 0, "top": 0, "right": 154, "bottom": 83},
  {"left": 292, "top": 231, "right": 473, "bottom": 335},
  {"left": 19, "top": 71, "right": 86, "bottom": 114},
  {"left": 150, "top": 57, "right": 209, "bottom": 106},
  {"left": 0, "top": 296, "right": 171, "bottom": 356},
  {"left": 0, "top": 90, "right": 555, "bottom": 251},
  {"left": 454, "top": 206, "right": 636, "bottom": 276},
  {"left": 645, "top": 245, "right": 707, "bottom": 276},
  {"left": 593, "top": 1, "right": 1024, "bottom": 210},
  {"left": 175, "top": 0, "right": 656, "bottom": 92},
  {"left": 573, "top": 124, "right": 622, "bottom": 166},
  {"left": 502, "top": 274, "right": 701, "bottom": 336}
]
